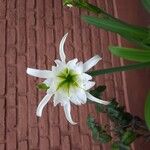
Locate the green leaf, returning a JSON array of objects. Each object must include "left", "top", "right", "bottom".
[
  {"left": 144, "top": 91, "right": 150, "bottom": 130},
  {"left": 109, "top": 47, "right": 150, "bottom": 62},
  {"left": 121, "top": 130, "right": 137, "bottom": 145},
  {"left": 36, "top": 83, "right": 50, "bottom": 91},
  {"left": 112, "top": 142, "right": 131, "bottom": 150},
  {"left": 88, "top": 61, "right": 150, "bottom": 77},
  {"left": 98, "top": 132, "right": 112, "bottom": 143},
  {"left": 82, "top": 15, "right": 149, "bottom": 48},
  {"left": 142, "top": 0, "right": 150, "bottom": 13}
]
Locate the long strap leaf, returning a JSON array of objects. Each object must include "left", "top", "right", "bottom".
[
  {"left": 88, "top": 62, "right": 150, "bottom": 76},
  {"left": 145, "top": 91, "right": 150, "bottom": 130},
  {"left": 109, "top": 47, "right": 150, "bottom": 62}
]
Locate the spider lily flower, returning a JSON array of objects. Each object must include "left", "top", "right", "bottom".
[{"left": 27, "top": 33, "right": 110, "bottom": 125}]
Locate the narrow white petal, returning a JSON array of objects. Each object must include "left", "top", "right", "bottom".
[
  {"left": 67, "top": 58, "right": 78, "bottom": 68},
  {"left": 64, "top": 102, "right": 77, "bottom": 125},
  {"left": 86, "top": 92, "right": 110, "bottom": 105},
  {"left": 82, "top": 73, "right": 92, "bottom": 81},
  {"left": 83, "top": 55, "right": 102, "bottom": 72},
  {"left": 27, "top": 68, "right": 52, "bottom": 78},
  {"left": 36, "top": 94, "right": 53, "bottom": 117},
  {"left": 83, "top": 81, "right": 95, "bottom": 90},
  {"left": 54, "top": 59, "right": 62, "bottom": 66},
  {"left": 76, "top": 89, "right": 87, "bottom": 104},
  {"left": 59, "top": 33, "right": 68, "bottom": 62}
]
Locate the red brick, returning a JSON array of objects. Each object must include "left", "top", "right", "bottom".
[
  {"left": 92, "top": 145, "right": 101, "bottom": 150},
  {"left": 0, "top": 0, "right": 6, "bottom": 19},
  {"left": 64, "top": 9, "right": 72, "bottom": 29},
  {"left": 7, "top": 9, "right": 17, "bottom": 27},
  {"left": 27, "top": 11, "right": 36, "bottom": 26},
  {"left": 50, "top": 126, "right": 60, "bottom": 148},
  {"left": 0, "top": 20, "right": 6, "bottom": 56},
  {"left": 79, "top": 105, "right": 89, "bottom": 134},
  {"left": 0, "top": 57, "right": 5, "bottom": 95},
  {"left": 6, "top": 88, "right": 16, "bottom": 107},
  {"left": 28, "top": 127, "right": 39, "bottom": 149},
  {"left": 39, "top": 108, "right": 49, "bottom": 137},
  {"left": 28, "top": 28, "right": 36, "bottom": 46},
  {"left": 7, "top": 27, "right": 16, "bottom": 45},
  {"left": 81, "top": 135, "right": 91, "bottom": 150},
  {"left": 6, "top": 130, "right": 16, "bottom": 150},
  {"left": 46, "top": 28, "right": 54, "bottom": 44},
  {"left": 59, "top": 106, "right": 69, "bottom": 134},
  {"left": 45, "top": 0, "right": 54, "bottom": 26},
  {"left": 18, "top": 18, "right": 26, "bottom": 54},
  {"left": 27, "top": 46, "right": 36, "bottom": 66},
  {"left": 54, "top": 19, "right": 63, "bottom": 49},
  {"left": 70, "top": 126, "right": 81, "bottom": 149},
  {"left": 40, "top": 137, "right": 50, "bottom": 150},
  {"left": 18, "top": 141, "right": 28, "bottom": 150},
  {"left": 18, "top": 0, "right": 26, "bottom": 19},
  {"left": 27, "top": 0, "right": 35, "bottom": 9},
  {"left": 18, "top": 96, "right": 28, "bottom": 141},
  {"left": 6, "top": 108, "right": 16, "bottom": 131},
  {"left": 54, "top": 0, "right": 62, "bottom": 19},
  {"left": 61, "top": 135, "right": 70, "bottom": 150},
  {"left": 17, "top": 56, "right": 27, "bottom": 95},
  {"left": 0, "top": 98, "right": 5, "bottom": 142},
  {"left": 0, "top": 144, "right": 5, "bottom": 150},
  {"left": 7, "top": 0, "right": 16, "bottom": 9},
  {"left": 37, "top": 0, "right": 44, "bottom": 19},
  {"left": 46, "top": 44, "right": 56, "bottom": 68},
  {"left": 48, "top": 104, "right": 59, "bottom": 126},
  {"left": 7, "top": 47, "right": 16, "bottom": 65},
  {"left": 7, "top": 66, "right": 16, "bottom": 88}
]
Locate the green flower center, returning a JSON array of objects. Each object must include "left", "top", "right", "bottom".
[{"left": 57, "top": 68, "right": 79, "bottom": 93}]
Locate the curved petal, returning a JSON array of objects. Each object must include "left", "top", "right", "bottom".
[
  {"left": 36, "top": 94, "right": 53, "bottom": 117},
  {"left": 76, "top": 89, "right": 87, "bottom": 104},
  {"left": 83, "top": 81, "right": 95, "bottom": 90},
  {"left": 67, "top": 58, "right": 78, "bottom": 69},
  {"left": 27, "top": 68, "right": 52, "bottom": 78},
  {"left": 59, "top": 33, "right": 68, "bottom": 62},
  {"left": 63, "top": 102, "right": 77, "bottom": 125},
  {"left": 86, "top": 92, "right": 110, "bottom": 105},
  {"left": 81, "top": 73, "right": 92, "bottom": 81},
  {"left": 83, "top": 55, "right": 102, "bottom": 72}
]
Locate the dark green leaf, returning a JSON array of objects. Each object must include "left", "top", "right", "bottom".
[
  {"left": 95, "top": 103, "right": 106, "bottom": 113},
  {"left": 142, "top": 0, "right": 150, "bottom": 13},
  {"left": 88, "top": 61, "right": 150, "bottom": 77},
  {"left": 121, "top": 130, "right": 137, "bottom": 145},
  {"left": 36, "top": 83, "right": 50, "bottom": 91},
  {"left": 109, "top": 47, "right": 150, "bottom": 62},
  {"left": 98, "top": 132, "right": 112, "bottom": 143},
  {"left": 82, "top": 15, "right": 149, "bottom": 48},
  {"left": 144, "top": 91, "right": 150, "bottom": 130},
  {"left": 112, "top": 142, "right": 131, "bottom": 150}
]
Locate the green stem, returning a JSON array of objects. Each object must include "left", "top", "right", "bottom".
[{"left": 88, "top": 62, "right": 150, "bottom": 77}]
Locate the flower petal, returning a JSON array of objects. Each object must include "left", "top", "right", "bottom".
[
  {"left": 63, "top": 102, "right": 77, "bottom": 125},
  {"left": 83, "top": 81, "right": 95, "bottom": 90},
  {"left": 36, "top": 94, "right": 53, "bottom": 117},
  {"left": 83, "top": 55, "right": 102, "bottom": 72},
  {"left": 76, "top": 89, "right": 87, "bottom": 104},
  {"left": 59, "top": 33, "right": 68, "bottom": 62},
  {"left": 86, "top": 92, "right": 110, "bottom": 105},
  {"left": 67, "top": 58, "right": 78, "bottom": 69},
  {"left": 81, "top": 73, "right": 92, "bottom": 81},
  {"left": 27, "top": 68, "right": 52, "bottom": 78}
]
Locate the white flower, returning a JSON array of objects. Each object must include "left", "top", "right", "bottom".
[{"left": 27, "top": 33, "right": 109, "bottom": 125}]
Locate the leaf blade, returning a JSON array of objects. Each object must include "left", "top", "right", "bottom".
[
  {"left": 144, "top": 91, "right": 150, "bottom": 130},
  {"left": 109, "top": 46, "right": 150, "bottom": 62}
]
